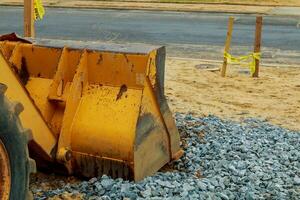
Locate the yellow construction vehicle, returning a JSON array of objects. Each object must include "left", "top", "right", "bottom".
[{"left": 0, "top": 32, "right": 183, "bottom": 199}]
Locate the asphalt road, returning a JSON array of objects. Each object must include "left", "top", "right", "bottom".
[{"left": 0, "top": 6, "right": 299, "bottom": 64}]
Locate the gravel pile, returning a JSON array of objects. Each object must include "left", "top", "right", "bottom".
[{"left": 31, "top": 114, "right": 300, "bottom": 200}]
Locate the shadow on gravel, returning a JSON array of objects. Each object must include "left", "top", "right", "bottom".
[{"left": 31, "top": 113, "right": 300, "bottom": 200}]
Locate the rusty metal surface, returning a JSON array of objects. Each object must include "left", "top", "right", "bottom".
[
  {"left": 73, "top": 152, "right": 133, "bottom": 180},
  {"left": 0, "top": 37, "right": 182, "bottom": 181},
  {"left": 27, "top": 38, "right": 162, "bottom": 55},
  {"left": 0, "top": 33, "right": 31, "bottom": 44}
]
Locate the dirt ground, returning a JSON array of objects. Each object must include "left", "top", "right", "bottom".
[
  {"left": 30, "top": 57, "right": 300, "bottom": 198},
  {"left": 1, "top": 0, "right": 300, "bottom": 14},
  {"left": 87, "top": 0, "right": 300, "bottom": 6},
  {"left": 165, "top": 57, "right": 300, "bottom": 131},
  {"left": 3, "top": 0, "right": 299, "bottom": 6}
]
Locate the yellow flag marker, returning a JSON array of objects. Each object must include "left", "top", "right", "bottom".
[
  {"left": 224, "top": 52, "right": 261, "bottom": 75},
  {"left": 34, "top": 0, "right": 45, "bottom": 20}
]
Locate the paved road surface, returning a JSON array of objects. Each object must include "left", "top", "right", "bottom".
[{"left": 0, "top": 6, "right": 299, "bottom": 64}]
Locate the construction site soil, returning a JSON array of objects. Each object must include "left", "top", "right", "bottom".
[
  {"left": 165, "top": 58, "right": 300, "bottom": 131},
  {"left": 30, "top": 57, "right": 300, "bottom": 199},
  {"left": 1, "top": 0, "right": 300, "bottom": 14},
  {"left": 1, "top": 0, "right": 299, "bottom": 199}
]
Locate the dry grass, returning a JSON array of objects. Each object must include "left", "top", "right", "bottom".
[
  {"left": 2, "top": 0, "right": 300, "bottom": 6},
  {"left": 91, "top": 0, "right": 300, "bottom": 6}
]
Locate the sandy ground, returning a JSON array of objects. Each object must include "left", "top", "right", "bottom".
[
  {"left": 126, "top": 0, "right": 300, "bottom": 6},
  {"left": 1, "top": 0, "right": 299, "bottom": 14},
  {"left": 70, "top": 0, "right": 300, "bottom": 7},
  {"left": 1, "top": 0, "right": 298, "bottom": 196},
  {"left": 2, "top": 0, "right": 300, "bottom": 6},
  {"left": 165, "top": 57, "right": 300, "bottom": 131},
  {"left": 29, "top": 57, "right": 300, "bottom": 198}
]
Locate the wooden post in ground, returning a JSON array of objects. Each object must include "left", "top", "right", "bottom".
[
  {"left": 221, "top": 17, "right": 234, "bottom": 77},
  {"left": 252, "top": 16, "right": 263, "bottom": 77},
  {"left": 24, "top": 0, "right": 35, "bottom": 37}
]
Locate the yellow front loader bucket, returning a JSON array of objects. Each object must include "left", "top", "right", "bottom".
[{"left": 0, "top": 34, "right": 182, "bottom": 181}]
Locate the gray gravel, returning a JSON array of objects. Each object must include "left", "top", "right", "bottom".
[{"left": 31, "top": 113, "right": 300, "bottom": 200}]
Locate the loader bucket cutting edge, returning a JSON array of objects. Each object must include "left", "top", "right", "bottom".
[{"left": 0, "top": 37, "right": 182, "bottom": 181}]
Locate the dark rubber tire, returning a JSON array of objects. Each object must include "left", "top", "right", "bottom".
[{"left": 0, "top": 83, "right": 36, "bottom": 200}]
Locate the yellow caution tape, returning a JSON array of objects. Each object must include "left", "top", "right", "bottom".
[
  {"left": 34, "top": 0, "right": 45, "bottom": 20},
  {"left": 224, "top": 51, "right": 261, "bottom": 75}
]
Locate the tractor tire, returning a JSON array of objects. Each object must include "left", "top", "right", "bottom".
[{"left": 0, "top": 83, "right": 36, "bottom": 200}]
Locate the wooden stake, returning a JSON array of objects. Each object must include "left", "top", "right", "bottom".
[
  {"left": 221, "top": 17, "right": 234, "bottom": 77},
  {"left": 24, "top": 0, "right": 35, "bottom": 37},
  {"left": 252, "top": 16, "right": 263, "bottom": 77}
]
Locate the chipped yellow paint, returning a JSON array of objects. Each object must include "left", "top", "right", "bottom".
[
  {"left": 0, "top": 40, "right": 182, "bottom": 180},
  {"left": 0, "top": 51, "right": 56, "bottom": 157}
]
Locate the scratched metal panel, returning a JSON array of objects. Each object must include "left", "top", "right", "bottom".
[{"left": 27, "top": 38, "right": 164, "bottom": 55}]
